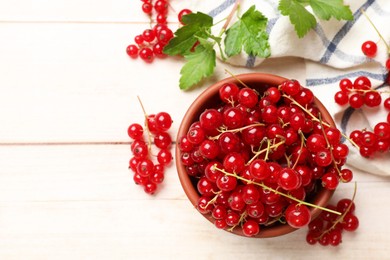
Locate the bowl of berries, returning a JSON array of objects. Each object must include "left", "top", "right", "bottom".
[{"left": 175, "top": 73, "right": 351, "bottom": 238}]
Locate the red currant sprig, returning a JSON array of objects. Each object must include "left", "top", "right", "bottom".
[
  {"left": 306, "top": 183, "right": 358, "bottom": 246},
  {"left": 126, "top": 1, "right": 192, "bottom": 62},
  {"left": 128, "top": 96, "right": 173, "bottom": 194}
]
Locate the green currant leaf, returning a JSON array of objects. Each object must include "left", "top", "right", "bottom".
[
  {"left": 179, "top": 44, "right": 216, "bottom": 90},
  {"left": 224, "top": 5, "right": 270, "bottom": 57},
  {"left": 278, "top": 0, "right": 317, "bottom": 38},
  {"left": 309, "top": 0, "right": 353, "bottom": 21},
  {"left": 163, "top": 12, "right": 213, "bottom": 56}
]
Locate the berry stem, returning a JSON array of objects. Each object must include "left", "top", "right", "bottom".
[
  {"left": 209, "top": 123, "right": 265, "bottom": 140},
  {"left": 212, "top": 165, "right": 342, "bottom": 215},
  {"left": 246, "top": 138, "right": 285, "bottom": 165},
  {"left": 220, "top": 0, "right": 242, "bottom": 34},
  {"left": 137, "top": 96, "right": 153, "bottom": 152},
  {"left": 292, "top": 130, "right": 305, "bottom": 169},
  {"left": 225, "top": 69, "right": 251, "bottom": 89},
  {"left": 361, "top": 9, "right": 390, "bottom": 54}
]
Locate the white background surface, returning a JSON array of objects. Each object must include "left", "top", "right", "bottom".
[{"left": 0, "top": 1, "right": 389, "bottom": 259}]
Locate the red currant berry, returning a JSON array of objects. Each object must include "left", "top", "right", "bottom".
[
  {"left": 337, "top": 198, "right": 355, "bottom": 214},
  {"left": 200, "top": 109, "right": 223, "bottom": 131},
  {"left": 354, "top": 76, "right": 371, "bottom": 90},
  {"left": 281, "top": 79, "right": 301, "bottom": 96},
  {"left": 246, "top": 201, "right": 265, "bottom": 218},
  {"left": 154, "top": 111, "right": 172, "bottom": 131},
  {"left": 342, "top": 213, "right": 359, "bottom": 231},
  {"left": 223, "top": 152, "right": 246, "bottom": 174},
  {"left": 139, "top": 47, "right": 154, "bottom": 62},
  {"left": 218, "top": 132, "right": 241, "bottom": 153},
  {"left": 321, "top": 172, "right": 339, "bottom": 190},
  {"left": 339, "top": 78, "right": 353, "bottom": 92},
  {"left": 178, "top": 9, "right": 192, "bottom": 24},
  {"left": 157, "top": 149, "right": 172, "bottom": 166},
  {"left": 126, "top": 44, "right": 139, "bottom": 58},
  {"left": 277, "top": 168, "right": 301, "bottom": 191},
  {"left": 223, "top": 107, "right": 245, "bottom": 129},
  {"left": 156, "top": 13, "right": 167, "bottom": 24},
  {"left": 154, "top": 0, "right": 168, "bottom": 14},
  {"left": 128, "top": 123, "right": 144, "bottom": 140},
  {"left": 374, "top": 122, "right": 390, "bottom": 139},
  {"left": 329, "top": 229, "right": 343, "bottom": 246},
  {"left": 219, "top": 83, "right": 240, "bottom": 104},
  {"left": 134, "top": 34, "right": 145, "bottom": 45},
  {"left": 132, "top": 143, "right": 149, "bottom": 159},
  {"left": 157, "top": 28, "right": 173, "bottom": 44},
  {"left": 144, "top": 182, "right": 157, "bottom": 194},
  {"left": 242, "top": 220, "right": 260, "bottom": 237},
  {"left": 150, "top": 171, "right": 164, "bottom": 184},
  {"left": 154, "top": 131, "right": 172, "bottom": 149},
  {"left": 238, "top": 88, "right": 258, "bottom": 108},
  {"left": 197, "top": 196, "right": 213, "bottom": 214},
  {"left": 216, "top": 174, "right": 237, "bottom": 192},
  {"left": 285, "top": 204, "right": 311, "bottom": 228},
  {"left": 153, "top": 42, "right": 167, "bottom": 58},
  {"left": 364, "top": 91, "right": 382, "bottom": 107},
  {"left": 228, "top": 191, "right": 246, "bottom": 211},
  {"left": 386, "top": 58, "right": 390, "bottom": 70},
  {"left": 197, "top": 177, "right": 217, "bottom": 196},
  {"left": 349, "top": 93, "right": 364, "bottom": 109},
  {"left": 137, "top": 158, "right": 154, "bottom": 177},
  {"left": 384, "top": 97, "right": 390, "bottom": 110},
  {"left": 142, "top": 2, "right": 153, "bottom": 14},
  {"left": 315, "top": 148, "right": 332, "bottom": 167},
  {"left": 340, "top": 168, "right": 353, "bottom": 182},
  {"left": 334, "top": 91, "right": 349, "bottom": 105},
  {"left": 241, "top": 184, "right": 260, "bottom": 205},
  {"left": 361, "top": 40, "right": 377, "bottom": 57},
  {"left": 212, "top": 205, "right": 227, "bottom": 220},
  {"left": 142, "top": 29, "right": 156, "bottom": 42},
  {"left": 187, "top": 127, "right": 205, "bottom": 145},
  {"left": 306, "top": 133, "right": 327, "bottom": 153},
  {"left": 199, "top": 140, "right": 220, "bottom": 159}
]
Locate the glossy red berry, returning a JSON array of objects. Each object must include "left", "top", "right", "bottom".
[
  {"left": 128, "top": 123, "right": 144, "bottom": 140},
  {"left": 285, "top": 204, "right": 311, "bottom": 228},
  {"left": 361, "top": 40, "right": 377, "bottom": 57},
  {"left": 178, "top": 9, "right": 192, "bottom": 24},
  {"left": 126, "top": 44, "right": 139, "bottom": 58},
  {"left": 242, "top": 220, "right": 260, "bottom": 237},
  {"left": 154, "top": 111, "right": 172, "bottom": 131},
  {"left": 334, "top": 91, "right": 349, "bottom": 105}
]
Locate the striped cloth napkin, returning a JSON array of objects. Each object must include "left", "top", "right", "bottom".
[{"left": 181, "top": 0, "right": 390, "bottom": 176}]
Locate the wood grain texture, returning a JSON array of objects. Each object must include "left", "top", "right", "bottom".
[{"left": 0, "top": 1, "right": 389, "bottom": 259}]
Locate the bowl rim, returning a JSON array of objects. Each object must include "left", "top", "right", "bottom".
[{"left": 175, "top": 72, "right": 335, "bottom": 238}]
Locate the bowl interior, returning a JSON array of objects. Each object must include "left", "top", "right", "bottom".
[{"left": 176, "top": 73, "right": 335, "bottom": 238}]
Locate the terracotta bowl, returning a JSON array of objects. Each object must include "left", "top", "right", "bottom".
[{"left": 175, "top": 73, "right": 335, "bottom": 238}]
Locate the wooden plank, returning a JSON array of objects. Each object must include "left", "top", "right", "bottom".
[
  {"left": 0, "top": 0, "right": 212, "bottom": 22},
  {"left": 0, "top": 23, "right": 308, "bottom": 142}
]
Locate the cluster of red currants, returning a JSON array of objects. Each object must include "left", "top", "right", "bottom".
[
  {"left": 334, "top": 76, "right": 385, "bottom": 109},
  {"left": 349, "top": 121, "right": 390, "bottom": 157},
  {"left": 306, "top": 198, "right": 359, "bottom": 246},
  {"left": 128, "top": 110, "right": 173, "bottom": 194},
  {"left": 126, "top": 0, "right": 174, "bottom": 62},
  {"left": 334, "top": 39, "right": 390, "bottom": 158},
  {"left": 126, "top": 1, "right": 192, "bottom": 62},
  {"left": 178, "top": 79, "right": 354, "bottom": 237}
]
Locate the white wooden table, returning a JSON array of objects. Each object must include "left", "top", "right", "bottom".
[{"left": 0, "top": 1, "right": 389, "bottom": 259}]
